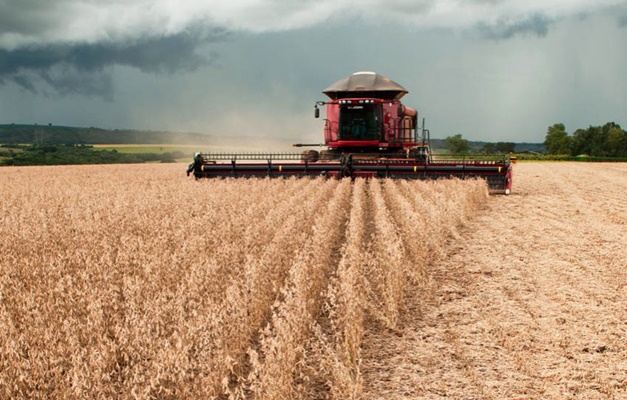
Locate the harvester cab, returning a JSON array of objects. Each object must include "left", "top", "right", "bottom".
[
  {"left": 188, "top": 71, "right": 513, "bottom": 194},
  {"left": 314, "top": 71, "right": 421, "bottom": 154}
]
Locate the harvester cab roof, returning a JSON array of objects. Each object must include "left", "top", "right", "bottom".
[{"left": 322, "top": 71, "right": 408, "bottom": 100}]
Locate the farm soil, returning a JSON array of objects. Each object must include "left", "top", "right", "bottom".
[{"left": 361, "top": 162, "right": 627, "bottom": 399}]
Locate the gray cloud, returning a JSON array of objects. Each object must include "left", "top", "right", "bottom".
[
  {"left": 618, "top": 7, "right": 627, "bottom": 27},
  {"left": 469, "top": 0, "right": 505, "bottom": 4},
  {"left": 0, "top": 28, "right": 225, "bottom": 97},
  {"left": 0, "top": 0, "right": 620, "bottom": 105},
  {"left": 1, "top": 7, "right": 625, "bottom": 145},
  {"left": 373, "top": 0, "right": 434, "bottom": 16},
  {"left": 0, "top": 0, "right": 63, "bottom": 38},
  {"left": 39, "top": 69, "right": 114, "bottom": 100},
  {"left": 476, "top": 13, "right": 554, "bottom": 40},
  {"left": 2, "top": 1, "right": 614, "bottom": 45}
]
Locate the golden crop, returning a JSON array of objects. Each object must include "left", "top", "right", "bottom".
[{"left": 0, "top": 164, "right": 487, "bottom": 399}]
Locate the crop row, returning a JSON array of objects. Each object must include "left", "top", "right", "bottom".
[{"left": 0, "top": 164, "right": 488, "bottom": 399}]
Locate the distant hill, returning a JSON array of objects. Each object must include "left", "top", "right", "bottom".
[
  {"left": 0, "top": 124, "right": 215, "bottom": 146},
  {"left": 1, "top": 124, "right": 545, "bottom": 153}
]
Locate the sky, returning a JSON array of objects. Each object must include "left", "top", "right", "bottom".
[{"left": 1, "top": 0, "right": 626, "bottom": 146}]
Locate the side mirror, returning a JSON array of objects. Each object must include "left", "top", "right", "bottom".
[
  {"left": 397, "top": 106, "right": 404, "bottom": 118},
  {"left": 314, "top": 107, "right": 320, "bottom": 118}
]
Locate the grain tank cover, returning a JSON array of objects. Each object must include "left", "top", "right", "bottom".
[{"left": 323, "top": 71, "right": 408, "bottom": 100}]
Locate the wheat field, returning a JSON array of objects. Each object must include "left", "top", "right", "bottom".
[
  {"left": 0, "top": 164, "right": 487, "bottom": 399},
  {"left": 4, "top": 163, "right": 624, "bottom": 399}
]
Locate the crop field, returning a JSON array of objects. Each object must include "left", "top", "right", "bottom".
[
  {"left": 361, "top": 162, "right": 627, "bottom": 399},
  {"left": 0, "top": 162, "right": 625, "bottom": 399}
]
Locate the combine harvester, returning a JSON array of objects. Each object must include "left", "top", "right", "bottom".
[{"left": 188, "top": 72, "right": 513, "bottom": 194}]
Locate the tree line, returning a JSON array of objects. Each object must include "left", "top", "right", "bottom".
[
  {"left": 0, "top": 144, "right": 185, "bottom": 166},
  {"left": 0, "top": 124, "right": 213, "bottom": 145},
  {"left": 443, "top": 121, "right": 626, "bottom": 158},
  {"left": 444, "top": 134, "right": 516, "bottom": 155},
  {"left": 544, "top": 122, "right": 627, "bottom": 157}
]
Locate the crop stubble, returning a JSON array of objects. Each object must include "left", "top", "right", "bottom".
[{"left": 361, "top": 162, "right": 627, "bottom": 399}]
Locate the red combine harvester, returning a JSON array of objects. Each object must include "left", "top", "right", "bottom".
[{"left": 188, "top": 71, "right": 513, "bottom": 194}]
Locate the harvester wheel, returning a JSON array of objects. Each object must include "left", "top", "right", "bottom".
[
  {"left": 340, "top": 154, "right": 353, "bottom": 177},
  {"left": 301, "top": 150, "right": 319, "bottom": 162}
]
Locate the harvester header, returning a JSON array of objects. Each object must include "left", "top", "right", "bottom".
[{"left": 188, "top": 71, "right": 513, "bottom": 194}]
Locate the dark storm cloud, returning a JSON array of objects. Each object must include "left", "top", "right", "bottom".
[
  {"left": 0, "top": 0, "right": 621, "bottom": 114},
  {"left": 0, "top": 28, "right": 225, "bottom": 97},
  {"left": 38, "top": 69, "right": 114, "bottom": 100},
  {"left": 476, "top": 13, "right": 554, "bottom": 39}
]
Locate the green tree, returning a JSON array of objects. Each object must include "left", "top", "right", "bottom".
[
  {"left": 570, "top": 127, "right": 589, "bottom": 155},
  {"left": 544, "top": 123, "right": 572, "bottom": 155},
  {"left": 570, "top": 122, "right": 627, "bottom": 157},
  {"left": 605, "top": 124, "right": 627, "bottom": 157},
  {"left": 445, "top": 134, "right": 469, "bottom": 155},
  {"left": 482, "top": 143, "right": 497, "bottom": 154},
  {"left": 495, "top": 142, "right": 516, "bottom": 153}
]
